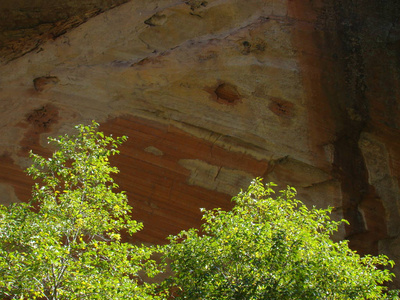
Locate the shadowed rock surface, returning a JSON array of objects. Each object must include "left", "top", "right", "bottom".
[{"left": 0, "top": 0, "right": 399, "bottom": 287}]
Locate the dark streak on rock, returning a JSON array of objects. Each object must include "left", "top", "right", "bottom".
[{"left": 321, "top": 1, "right": 391, "bottom": 255}]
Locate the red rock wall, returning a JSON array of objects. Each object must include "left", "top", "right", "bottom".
[
  {"left": 101, "top": 116, "right": 268, "bottom": 244},
  {"left": 0, "top": 0, "right": 399, "bottom": 286}
]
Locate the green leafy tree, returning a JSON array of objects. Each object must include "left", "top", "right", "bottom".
[
  {"left": 0, "top": 122, "right": 163, "bottom": 299},
  {"left": 165, "top": 178, "right": 399, "bottom": 299}
]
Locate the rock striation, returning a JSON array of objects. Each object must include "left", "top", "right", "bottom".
[{"left": 0, "top": 0, "right": 399, "bottom": 286}]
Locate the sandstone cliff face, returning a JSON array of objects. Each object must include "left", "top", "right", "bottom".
[{"left": 0, "top": 0, "right": 399, "bottom": 286}]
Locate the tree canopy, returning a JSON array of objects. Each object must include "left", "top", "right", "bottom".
[
  {"left": 0, "top": 122, "right": 162, "bottom": 299},
  {"left": 165, "top": 178, "right": 398, "bottom": 299}
]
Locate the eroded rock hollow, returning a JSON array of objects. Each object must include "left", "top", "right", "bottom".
[{"left": 0, "top": 0, "right": 399, "bottom": 286}]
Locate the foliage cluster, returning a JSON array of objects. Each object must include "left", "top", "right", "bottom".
[
  {"left": 0, "top": 122, "right": 398, "bottom": 299},
  {"left": 166, "top": 179, "right": 398, "bottom": 299},
  {"left": 0, "top": 123, "right": 162, "bottom": 299}
]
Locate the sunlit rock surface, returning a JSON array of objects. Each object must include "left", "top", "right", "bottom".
[{"left": 0, "top": 0, "right": 399, "bottom": 286}]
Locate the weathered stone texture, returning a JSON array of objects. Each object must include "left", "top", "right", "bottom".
[
  {"left": 0, "top": 0, "right": 399, "bottom": 286},
  {"left": 0, "top": 0, "right": 129, "bottom": 62}
]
